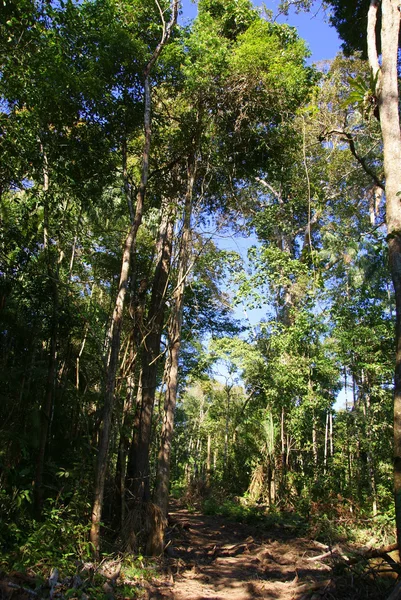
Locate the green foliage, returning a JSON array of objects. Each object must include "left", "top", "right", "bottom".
[
  {"left": 0, "top": 0, "right": 396, "bottom": 566},
  {"left": 326, "top": 0, "right": 375, "bottom": 58},
  {"left": 1, "top": 497, "right": 92, "bottom": 572},
  {"left": 121, "top": 555, "right": 157, "bottom": 582},
  {"left": 230, "top": 19, "right": 313, "bottom": 106},
  {"left": 182, "top": 13, "right": 230, "bottom": 91},
  {"left": 198, "top": 0, "right": 258, "bottom": 40},
  {"left": 203, "top": 496, "right": 304, "bottom": 530},
  {"left": 343, "top": 69, "right": 380, "bottom": 119}
]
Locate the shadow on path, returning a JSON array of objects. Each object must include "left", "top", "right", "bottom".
[{"left": 161, "top": 504, "right": 332, "bottom": 600}]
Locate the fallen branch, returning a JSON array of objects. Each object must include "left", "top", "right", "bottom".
[
  {"left": 211, "top": 538, "right": 255, "bottom": 559},
  {"left": 306, "top": 549, "right": 335, "bottom": 562},
  {"left": 293, "top": 578, "right": 332, "bottom": 599},
  {"left": 344, "top": 543, "right": 401, "bottom": 576},
  {"left": 311, "top": 540, "right": 329, "bottom": 550},
  {"left": 357, "top": 543, "right": 398, "bottom": 559},
  {"left": 306, "top": 545, "right": 349, "bottom": 563},
  {"left": 7, "top": 582, "right": 39, "bottom": 597}
]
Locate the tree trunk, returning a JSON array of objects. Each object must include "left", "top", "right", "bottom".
[
  {"left": 126, "top": 201, "right": 174, "bottom": 505},
  {"left": 223, "top": 384, "right": 232, "bottom": 475},
  {"left": 114, "top": 362, "right": 136, "bottom": 528},
  {"left": 280, "top": 407, "right": 286, "bottom": 488},
  {"left": 34, "top": 322, "right": 57, "bottom": 516},
  {"left": 324, "top": 411, "right": 329, "bottom": 474},
  {"left": 185, "top": 437, "right": 194, "bottom": 484},
  {"left": 206, "top": 434, "right": 212, "bottom": 485},
  {"left": 312, "top": 413, "right": 318, "bottom": 470},
  {"left": 90, "top": 85, "right": 154, "bottom": 555},
  {"left": 149, "top": 157, "right": 195, "bottom": 555},
  {"left": 89, "top": 2, "right": 178, "bottom": 555},
  {"left": 90, "top": 225, "right": 136, "bottom": 555},
  {"left": 33, "top": 149, "right": 58, "bottom": 518},
  {"left": 362, "top": 387, "right": 378, "bottom": 515},
  {"left": 367, "top": 0, "right": 401, "bottom": 551}
]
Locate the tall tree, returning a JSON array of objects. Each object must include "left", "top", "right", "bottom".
[
  {"left": 367, "top": 1, "right": 401, "bottom": 552},
  {"left": 318, "top": 0, "right": 401, "bottom": 555},
  {"left": 89, "top": 0, "right": 179, "bottom": 556},
  {"left": 281, "top": 0, "right": 401, "bottom": 549}
]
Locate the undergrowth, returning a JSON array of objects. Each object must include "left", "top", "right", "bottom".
[
  {"left": 202, "top": 496, "right": 304, "bottom": 531},
  {"left": 0, "top": 494, "right": 160, "bottom": 599},
  {"left": 201, "top": 494, "right": 396, "bottom": 548}
]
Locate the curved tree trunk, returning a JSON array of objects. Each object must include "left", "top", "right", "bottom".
[
  {"left": 90, "top": 224, "right": 137, "bottom": 555},
  {"left": 89, "top": 2, "right": 179, "bottom": 555}
]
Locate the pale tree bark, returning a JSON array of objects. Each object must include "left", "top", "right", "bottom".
[
  {"left": 278, "top": 406, "right": 287, "bottom": 497},
  {"left": 312, "top": 412, "right": 318, "bottom": 471},
  {"left": 223, "top": 383, "right": 233, "bottom": 474},
  {"left": 89, "top": 0, "right": 179, "bottom": 556},
  {"left": 34, "top": 146, "right": 59, "bottom": 517},
  {"left": 149, "top": 157, "right": 196, "bottom": 555},
  {"left": 206, "top": 434, "right": 212, "bottom": 484},
  {"left": 367, "top": 0, "right": 401, "bottom": 551},
  {"left": 90, "top": 215, "right": 136, "bottom": 555},
  {"left": 324, "top": 411, "right": 329, "bottom": 474},
  {"left": 365, "top": 394, "right": 378, "bottom": 515},
  {"left": 185, "top": 437, "right": 194, "bottom": 484}
]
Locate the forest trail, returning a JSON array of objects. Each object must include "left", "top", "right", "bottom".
[{"left": 156, "top": 503, "right": 337, "bottom": 600}]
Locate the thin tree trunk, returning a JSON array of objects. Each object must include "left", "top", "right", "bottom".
[
  {"left": 150, "top": 157, "right": 195, "bottom": 555},
  {"left": 33, "top": 147, "right": 58, "bottom": 517},
  {"left": 89, "top": 4, "right": 178, "bottom": 555},
  {"left": 324, "top": 411, "right": 329, "bottom": 474},
  {"left": 281, "top": 407, "right": 286, "bottom": 475},
  {"left": 365, "top": 392, "right": 378, "bottom": 515},
  {"left": 34, "top": 325, "right": 57, "bottom": 516},
  {"left": 312, "top": 414, "right": 318, "bottom": 469},
  {"left": 114, "top": 358, "right": 137, "bottom": 528},
  {"left": 76, "top": 324, "right": 89, "bottom": 391},
  {"left": 90, "top": 87, "right": 155, "bottom": 555},
  {"left": 126, "top": 370, "right": 143, "bottom": 490},
  {"left": 185, "top": 437, "right": 194, "bottom": 484},
  {"left": 223, "top": 385, "right": 232, "bottom": 474},
  {"left": 367, "top": 0, "right": 401, "bottom": 551},
  {"left": 206, "top": 434, "right": 212, "bottom": 484},
  {"left": 90, "top": 219, "right": 137, "bottom": 554},
  {"left": 126, "top": 201, "right": 174, "bottom": 504}
]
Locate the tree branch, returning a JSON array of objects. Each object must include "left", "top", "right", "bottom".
[
  {"left": 367, "top": 0, "right": 381, "bottom": 81},
  {"left": 323, "top": 128, "right": 384, "bottom": 190},
  {"left": 145, "top": 0, "right": 179, "bottom": 78},
  {"left": 255, "top": 177, "right": 282, "bottom": 203}
]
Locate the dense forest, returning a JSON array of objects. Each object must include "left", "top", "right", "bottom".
[{"left": 1, "top": 0, "right": 401, "bottom": 598}]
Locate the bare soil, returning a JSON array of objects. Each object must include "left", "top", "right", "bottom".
[
  {"left": 146, "top": 503, "right": 398, "bottom": 600},
  {"left": 1, "top": 505, "right": 398, "bottom": 600}
]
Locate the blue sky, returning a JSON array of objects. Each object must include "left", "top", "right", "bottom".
[{"left": 181, "top": 1, "right": 348, "bottom": 408}]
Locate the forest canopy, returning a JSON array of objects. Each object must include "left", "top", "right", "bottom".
[{"left": 1, "top": 1, "right": 400, "bottom": 594}]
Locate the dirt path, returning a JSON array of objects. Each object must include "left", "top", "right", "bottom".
[
  {"left": 159, "top": 505, "right": 336, "bottom": 600},
  {"left": 0, "top": 504, "right": 394, "bottom": 599}
]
